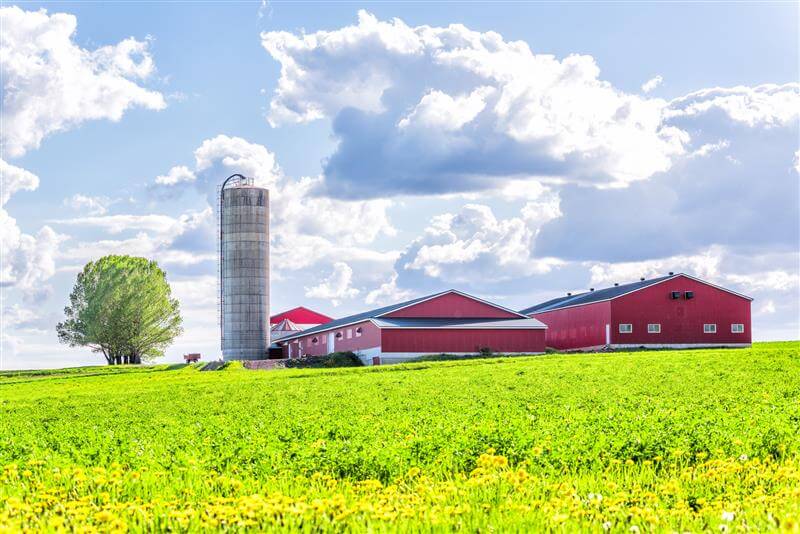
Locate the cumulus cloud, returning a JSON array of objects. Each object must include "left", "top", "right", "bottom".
[
  {"left": 0, "top": 6, "right": 165, "bottom": 157},
  {"left": 398, "top": 195, "right": 563, "bottom": 285},
  {"left": 261, "top": 11, "right": 690, "bottom": 197},
  {"left": 52, "top": 208, "right": 215, "bottom": 267},
  {"left": 665, "top": 83, "right": 800, "bottom": 127},
  {"left": 641, "top": 75, "right": 663, "bottom": 93},
  {"left": 155, "top": 166, "right": 196, "bottom": 186},
  {"left": 63, "top": 194, "right": 113, "bottom": 215},
  {"left": 1, "top": 159, "right": 39, "bottom": 205},
  {"left": 365, "top": 273, "right": 413, "bottom": 305},
  {"left": 304, "top": 262, "right": 360, "bottom": 306},
  {"left": 0, "top": 160, "right": 66, "bottom": 301}
]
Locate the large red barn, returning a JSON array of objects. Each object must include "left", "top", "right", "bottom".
[
  {"left": 521, "top": 273, "right": 752, "bottom": 351},
  {"left": 277, "top": 290, "right": 546, "bottom": 364}
]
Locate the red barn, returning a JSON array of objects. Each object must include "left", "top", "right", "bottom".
[
  {"left": 277, "top": 290, "right": 546, "bottom": 364},
  {"left": 521, "top": 273, "right": 752, "bottom": 351},
  {"left": 270, "top": 306, "right": 333, "bottom": 334}
]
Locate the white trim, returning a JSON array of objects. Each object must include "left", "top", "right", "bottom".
[
  {"left": 619, "top": 323, "right": 633, "bottom": 333},
  {"left": 731, "top": 323, "right": 745, "bottom": 333},
  {"left": 376, "top": 289, "right": 530, "bottom": 319},
  {"left": 703, "top": 323, "right": 717, "bottom": 334},
  {"left": 647, "top": 323, "right": 661, "bottom": 334},
  {"left": 526, "top": 273, "right": 753, "bottom": 316}
]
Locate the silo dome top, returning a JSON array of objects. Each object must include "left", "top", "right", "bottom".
[{"left": 221, "top": 173, "right": 255, "bottom": 190}]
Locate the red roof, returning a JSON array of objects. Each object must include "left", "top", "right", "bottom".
[{"left": 270, "top": 306, "right": 333, "bottom": 325}]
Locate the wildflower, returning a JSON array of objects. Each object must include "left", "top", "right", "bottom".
[
  {"left": 602, "top": 521, "right": 612, "bottom": 531},
  {"left": 721, "top": 511, "right": 735, "bottom": 521},
  {"left": 739, "top": 454, "right": 749, "bottom": 462},
  {"left": 630, "top": 525, "right": 640, "bottom": 533}
]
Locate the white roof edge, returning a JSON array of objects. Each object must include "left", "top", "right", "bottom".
[
  {"left": 526, "top": 273, "right": 753, "bottom": 316},
  {"left": 376, "top": 289, "right": 529, "bottom": 319}
]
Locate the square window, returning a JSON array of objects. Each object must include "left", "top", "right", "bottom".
[
  {"left": 731, "top": 323, "right": 745, "bottom": 333},
  {"left": 647, "top": 323, "right": 661, "bottom": 333},
  {"left": 347, "top": 329, "right": 352, "bottom": 339},
  {"left": 704, "top": 324, "right": 717, "bottom": 334},
  {"left": 619, "top": 323, "right": 633, "bottom": 334}
]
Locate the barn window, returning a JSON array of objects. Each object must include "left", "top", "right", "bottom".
[
  {"left": 647, "top": 323, "right": 661, "bottom": 333},
  {"left": 355, "top": 327, "right": 362, "bottom": 338},
  {"left": 619, "top": 323, "right": 633, "bottom": 334},
  {"left": 312, "top": 337, "right": 318, "bottom": 345},
  {"left": 335, "top": 332, "right": 343, "bottom": 338},
  {"left": 704, "top": 324, "right": 717, "bottom": 334},
  {"left": 346, "top": 329, "right": 352, "bottom": 339},
  {"left": 731, "top": 323, "right": 745, "bottom": 333}
]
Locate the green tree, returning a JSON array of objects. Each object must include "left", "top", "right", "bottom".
[{"left": 57, "top": 255, "right": 183, "bottom": 364}]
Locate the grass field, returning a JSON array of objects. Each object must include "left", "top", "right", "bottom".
[{"left": 1, "top": 342, "right": 799, "bottom": 532}]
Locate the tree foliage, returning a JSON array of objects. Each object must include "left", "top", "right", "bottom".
[{"left": 57, "top": 255, "right": 183, "bottom": 364}]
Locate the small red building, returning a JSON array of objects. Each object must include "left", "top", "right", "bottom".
[
  {"left": 277, "top": 290, "right": 546, "bottom": 364},
  {"left": 521, "top": 273, "right": 752, "bottom": 351},
  {"left": 271, "top": 307, "right": 333, "bottom": 329}
]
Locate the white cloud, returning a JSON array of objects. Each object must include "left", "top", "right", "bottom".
[
  {"left": 304, "top": 262, "right": 360, "bottom": 305},
  {"left": 688, "top": 139, "right": 730, "bottom": 159},
  {"left": 641, "top": 75, "right": 663, "bottom": 93},
  {"left": 666, "top": 83, "right": 800, "bottom": 127},
  {"left": 398, "top": 87, "right": 493, "bottom": 131},
  {"left": 794, "top": 149, "right": 800, "bottom": 174},
  {"left": 63, "top": 193, "right": 113, "bottom": 215},
  {"left": 759, "top": 301, "right": 776, "bottom": 315},
  {"left": 0, "top": 161, "right": 65, "bottom": 300},
  {"left": 155, "top": 165, "right": 196, "bottom": 186},
  {"left": 365, "top": 273, "right": 414, "bottom": 305},
  {"left": 0, "top": 6, "right": 165, "bottom": 157},
  {"left": 261, "top": 11, "right": 690, "bottom": 194},
  {"left": 725, "top": 270, "right": 800, "bottom": 292},
  {"left": 1, "top": 159, "right": 39, "bottom": 205},
  {"left": 401, "top": 197, "right": 564, "bottom": 283}
]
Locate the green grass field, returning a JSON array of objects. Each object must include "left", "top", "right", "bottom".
[{"left": 1, "top": 342, "right": 799, "bottom": 532}]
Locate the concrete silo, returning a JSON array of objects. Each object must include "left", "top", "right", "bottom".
[{"left": 219, "top": 174, "right": 270, "bottom": 360}]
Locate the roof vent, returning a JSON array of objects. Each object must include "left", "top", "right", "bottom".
[
  {"left": 640, "top": 277, "right": 645, "bottom": 281},
  {"left": 590, "top": 288, "right": 595, "bottom": 292},
  {"left": 614, "top": 283, "right": 619, "bottom": 286},
  {"left": 567, "top": 292, "right": 572, "bottom": 296},
  {"left": 669, "top": 271, "right": 674, "bottom": 275}
]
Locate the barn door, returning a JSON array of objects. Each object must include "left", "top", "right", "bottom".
[
  {"left": 327, "top": 334, "right": 335, "bottom": 354},
  {"left": 605, "top": 324, "right": 611, "bottom": 346}
]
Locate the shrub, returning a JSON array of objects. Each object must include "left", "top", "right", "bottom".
[{"left": 283, "top": 351, "right": 363, "bottom": 369}]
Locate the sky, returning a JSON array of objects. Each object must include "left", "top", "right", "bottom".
[{"left": 1, "top": 1, "right": 798, "bottom": 369}]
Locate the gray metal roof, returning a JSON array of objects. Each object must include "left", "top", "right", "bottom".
[
  {"left": 520, "top": 274, "right": 675, "bottom": 314},
  {"left": 275, "top": 290, "right": 450, "bottom": 342},
  {"left": 372, "top": 317, "right": 546, "bottom": 329}
]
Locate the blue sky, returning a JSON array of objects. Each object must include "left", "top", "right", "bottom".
[{"left": 1, "top": 1, "right": 798, "bottom": 369}]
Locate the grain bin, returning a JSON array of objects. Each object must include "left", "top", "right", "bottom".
[{"left": 219, "top": 174, "right": 270, "bottom": 360}]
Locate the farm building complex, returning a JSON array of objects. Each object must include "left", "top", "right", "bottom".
[
  {"left": 276, "top": 290, "right": 547, "bottom": 365},
  {"left": 521, "top": 273, "right": 752, "bottom": 351},
  {"left": 216, "top": 175, "right": 753, "bottom": 364}
]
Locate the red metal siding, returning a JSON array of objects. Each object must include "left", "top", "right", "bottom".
[
  {"left": 383, "top": 293, "right": 519, "bottom": 319},
  {"left": 271, "top": 307, "right": 333, "bottom": 325},
  {"left": 284, "top": 320, "right": 380, "bottom": 357},
  {"left": 381, "top": 329, "right": 545, "bottom": 353},
  {"left": 532, "top": 301, "right": 612, "bottom": 350},
  {"left": 611, "top": 275, "right": 751, "bottom": 345}
]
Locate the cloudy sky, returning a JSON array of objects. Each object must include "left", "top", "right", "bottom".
[{"left": 1, "top": 2, "right": 798, "bottom": 369}]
